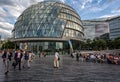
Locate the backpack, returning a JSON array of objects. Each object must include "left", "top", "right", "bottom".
[
  {"left": 24, "top": 54, "right": 29, "bottom": 60},
  {"left": 2, "top": 53, "right": 6, "bottom": 58}
]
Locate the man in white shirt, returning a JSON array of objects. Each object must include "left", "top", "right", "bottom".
[{"left": 54, "top": 50, "right": 60, "bottom": 68}]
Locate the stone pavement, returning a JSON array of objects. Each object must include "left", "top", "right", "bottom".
[{"left": 0, "top": 55, "right": 120, "bottom": 82}]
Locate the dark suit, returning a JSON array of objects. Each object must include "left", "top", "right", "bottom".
[{"left": 14, "top": 52, "right": 23, "bottom": 70}]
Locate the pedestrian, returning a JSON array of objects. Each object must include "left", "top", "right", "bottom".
[
  {"left": 54, "top": 50, "right": 60, "bottom": 68},
  {"left": 29, "top": 51, "right": 35, "bottom": 62},
  {"left": 2, "top": 49, "right": 12, "bottom": 75},
  {"left": 38, "top": 51, "right": 41, "bottom": 58},
  {"left": 76, "top": 52, "right": 80, "bottom": 61},
  {"left": 71, "top": 52, "right": 74, "bottom": 58},
  {"left": 23, "top": 51, "right": 30, "bottom": 68},
  {"left": 14, "top": 49, "right": 23, "bottom": 70}
]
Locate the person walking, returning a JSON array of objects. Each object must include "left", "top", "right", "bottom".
[
  {"left": 2, "top": 49, "right": 12, "bottom": 75},
  {"left": 14, "top": 49, "right": 23, "bottom": 70},
  {"left": 38, "top": 51, "right": 41, "bottom": 58},
  {"left": 54, "top": 50, "right": 60, "bottom": 68},
  {"left": 29, "top": 51, "right": 35, "bottom": 62},
  {"left": 76, "top": 52, "right": 80, "bottom": 61},
  {"left": 23, "top": 51, "right": 30, "bottom": 68}
]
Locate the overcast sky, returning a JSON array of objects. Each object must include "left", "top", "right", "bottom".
[{"left": 0, "top": 0, "right": 120, "bottom": 40}]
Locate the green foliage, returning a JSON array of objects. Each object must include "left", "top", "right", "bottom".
[
  {"left": 81, "top": 37, "right": 120, "bottom": 50},
  {"left": 114, "top": 37, "right": 120, "bottom": 49},
  {"left": 1, "top": 40, "right": 15, "bottom": 49},
  {"left": 115, "top": 37, "right": 120, "bottom": 40}
]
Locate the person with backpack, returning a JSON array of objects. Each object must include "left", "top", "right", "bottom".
[{"left": 23, "top": 51, "right": 30, "bottom": 68}]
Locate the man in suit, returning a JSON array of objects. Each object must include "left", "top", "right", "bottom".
[{"left": 14, "top": 49, "right": 23, "bottom": 70}]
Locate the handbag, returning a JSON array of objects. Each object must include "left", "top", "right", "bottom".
[
  {"left": 12, "top": 61, "right": 17, "bottom": 66},
  {"left": 58, "top": 57, "right": 60, "bottom": 60}
]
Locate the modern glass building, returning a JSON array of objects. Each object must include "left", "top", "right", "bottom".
[
  {"left": 12, "top": 1, "right": 84, "bottom": 54},
  {"left": 82, "top": 19, "right": 109, "bottom": 40},
  {"left": 106, "top": 16, "right": 120, "bottom": 40}
]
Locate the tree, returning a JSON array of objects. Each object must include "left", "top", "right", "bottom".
[
  {"left": 91, "top": 39, "right": 97, "bottom": 50},
  {"left": 105, "top": 39, "right": 113, "bottom": 49},
  {"left": 1, "top": 40, "right": 15, "bottom": 50},
  {"left": 81, "top": 37, "right": 120, "bottom": 50},
  {"left": 90, "top": 39, "right": 107, "bottom": 50},
  {"left": 114, "top": 37, "right": 120, "bottom": 49},
  {"left": 97, "top": 39, "right": 107, "bottom": 50},
  {"left": 81, "top": 41, "right": 88, "bottom": 50}
]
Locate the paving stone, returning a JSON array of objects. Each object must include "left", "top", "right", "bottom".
[{"left": 0, "top": 55, "right": 120, "bottom": 82}]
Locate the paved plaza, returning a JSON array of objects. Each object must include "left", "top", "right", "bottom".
[{"left": 0, "top": 55, "right": 120, "bottom": 82}]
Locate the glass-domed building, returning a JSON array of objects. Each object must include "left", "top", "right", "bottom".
[{"left": 12, "top": 1, "right": 84, "bottom": 54}]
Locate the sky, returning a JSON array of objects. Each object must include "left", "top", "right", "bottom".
[{"left": 0, "top": 0, "right": 120, "bottom": 40}]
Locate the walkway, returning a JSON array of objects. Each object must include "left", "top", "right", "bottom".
[{"left": 0, "top": 55, "right": 120, "bottom": 82}]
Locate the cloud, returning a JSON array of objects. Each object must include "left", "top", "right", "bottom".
[
  {"left": 97, "top": 0, "right": 102, "bottom": 4},
  {"left": 60, "top": 0, "right": 65, "bottom": 3},
  {"left": 0, "top": 28, "right": 12, "bottom": 40},
  {"left": 0, "top": 1, "right": 25, "bottom": 24},
  {"left": 81, "top": 0, "right": 93, "bottom": 9},
  {"left": 4, "top": 5, "right": 25, "bottom": 18},
  {"left": 107, "top": 0, "right": 115, "bottom": 3},
  {"left": 111, "top": 7, "right": 120, "bottom": 13},
  {"left": 0, "top": 7, "right": 10, "bottom": 18},
  {"left": 0, "top": 21, "right": 13, "bottom": 39},
  {"left": 0, "top": 0, "right": 15, "bottom": 6},
  {"left": 89, "top": 7, "right": 103, "bottom": 12},
  {"left": 0, "top": 0, "right": 44, "bottom": 21},
  {"left": 0, "top": 0, "right": 44, "bottom": 40},
  {"left": 79, "top": 0, "right": 118, "bottom": 19},
  {"left": 99, "top": 6, "right": 120, "bottom": 18},
  {"left": 0, "top": 28, "right": 11, "bottom": 34},
  {"left": 0, "top": 22, "right": 13, "bottom": 31},
  {"left": 99, "top": 14, "right": 119, "bottom": 18},
  {"left": 89, "top": 0, "right": 115, "bottom": 12}
]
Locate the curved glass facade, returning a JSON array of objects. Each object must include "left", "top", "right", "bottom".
[{"left": 12, "top": 1, "right": 84, "bottom": 54}]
